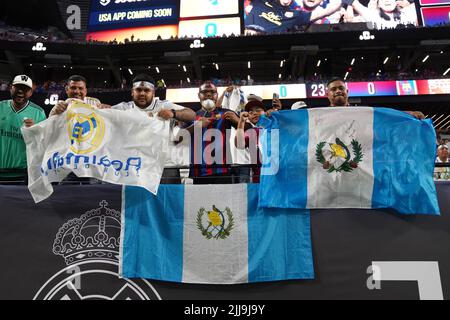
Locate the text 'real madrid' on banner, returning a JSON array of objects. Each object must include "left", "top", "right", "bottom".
[
  {"left": 120, "top": 184, "right": 314, "bottom": 284},
  {"left": 257, "top": 107, "right": 440, "bottom": 215},
  {"left": 22, "top": 100, "right": 170, "bottom": 203}
]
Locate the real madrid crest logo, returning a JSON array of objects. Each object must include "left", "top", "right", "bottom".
[
  {"left": 67, "top": 101, "right": 105, "bottom": 155},
  {"left": 316, "top": 138, "right": 363, "bottom": 173},
  {"left": 34, "top": 201, "right": 161, "bottom": 300},
  {"left": 196, "top": 205, "right": 234, "bottom": 240}
]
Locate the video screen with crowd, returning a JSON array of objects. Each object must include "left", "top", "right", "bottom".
[{"left": 244, "top": 0, "right": 419, "bottom": 34}]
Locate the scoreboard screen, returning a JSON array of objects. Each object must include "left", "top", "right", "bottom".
[
  {"left": 167, "top": 84, "right": 307, "bottom": 103},
  {"left": 180, "top": 0, "right": 239, "bottom": 18},
  {"left": 178, "top": 17, "right": 241, "bottom": 38},
  {"left": 88, "top": 0, "right": 179, "bottom": 31},
  {"left": 306, "top": 79, "right": 450, "bottom": 98},
  {"left": 86, "top": 0, "right": 449, "bottom": 41},
  {"left": 244, "top": 0, "right": 421, "bottom": 34},
  {"left": 166, "top": 79, "right": 450, "bottom": 103},
  {"left": 419, "top": 0, "right": 450, "bottom": 5},
  {"left": 420, "top": 5, "right": 450, "bottom": 26},
  {"left": 87, "top": 0, "right": 241, "bottom": 42}
]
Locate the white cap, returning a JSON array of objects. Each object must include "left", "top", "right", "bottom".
[
  {"left": 12, "top": 75, "right": 33, "bottom": 89},
  {"left": 247, "top": 93, "right": 263, "bottom": 102},
  {"left": 291, "top": 101, "right": 307, "bottom": 110},
  {"left": 438, "top": 144, "right": 448, "bottom": 150}
]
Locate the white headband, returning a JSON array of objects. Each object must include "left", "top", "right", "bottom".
[{"left": 133, "top": 81, "right": 155, "bottom": 89}]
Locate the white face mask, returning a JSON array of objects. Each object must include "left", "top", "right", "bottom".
[{"left": 201, "top": 99, "right": 216, "bottom": 111}]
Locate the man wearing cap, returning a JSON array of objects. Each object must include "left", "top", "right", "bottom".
[
  {"left": 49, "top": 75, "right": 106, "bottom": 116},
  {"left": 235, "top": 100, "right": 267, "bottom": 183},
  {"left": 0, "top": 75, "right": 46, "bottom": 179},
  {"left": 435, "top": 144, "right": 450, "bottom": 180},
  {"left": 112, "top": 74, "right": 196, "bottom": 183},
  {"left": 187, "top": 81, "right": 245, "bottom": 184},
  {"left": 291, "top": 101, "right": 308, "bottom": 110},
  {"left": 247, "top": 93, "right": 263, "bottom": 103}
]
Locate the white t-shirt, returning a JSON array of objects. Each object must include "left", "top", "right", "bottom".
[
  {"left": 111, "top": 98, "right": 188, "bottom": 167},
  {"left": 111, "top": 98, "right": 185, "bottom": 114}
]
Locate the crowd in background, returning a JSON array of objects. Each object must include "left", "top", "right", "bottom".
[{"left": 1, "top": 16, "right": 449, "bottom": 46}]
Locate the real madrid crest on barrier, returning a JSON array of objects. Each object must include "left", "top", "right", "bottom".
[
  {"left": 316, "top": 138, "right": 364, "bottom": 173},
  {"left": 196, "top": 205, "right": 234, "bottom": 240},
  {"left": 34, "top": 201, "right": 161, "bottom": 300}
]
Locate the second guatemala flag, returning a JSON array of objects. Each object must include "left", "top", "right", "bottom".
[
  {"left": 120, "top": 184, "right": 314, "bottom": 284},
  {"left": 258, "top": 107, "right": 440, "bottom": 215}
]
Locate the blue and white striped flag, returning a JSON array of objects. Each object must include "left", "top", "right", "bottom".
[
  {"left": 120, "top": 184, "right": 314, "bottom": 284},
  {"left": 258, "top": 107, "right": 440, "bottom": 215}
]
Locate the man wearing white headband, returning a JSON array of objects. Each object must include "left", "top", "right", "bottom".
[
  {"left": 112, "top": 74, "right": 195, "bottom": 184},
  {"left": 111, "top": 74, "right": 195, "bottom": 122}
]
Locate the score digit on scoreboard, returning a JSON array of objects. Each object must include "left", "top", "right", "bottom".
[{"left": 307, "top": 81, "right": 399, "bottom": 98}]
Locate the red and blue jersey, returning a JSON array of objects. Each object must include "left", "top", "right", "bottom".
[{"left": 190, "top": 108, "right": 238, "bottom": 178}]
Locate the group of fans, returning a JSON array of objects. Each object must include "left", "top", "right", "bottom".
[
  {"left": 0, "top": 72, "right": 447, "bottom": 184},
  {"left": 244, "top": 0, "right": 418, "bottom": 34}
]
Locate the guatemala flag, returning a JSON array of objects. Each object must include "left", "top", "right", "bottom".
[
  {"left": 258, "top": 107, "right": 440, "bottom": 215},
  {"left": 120, "top": 184, "right": 314, "bottom": 284}
]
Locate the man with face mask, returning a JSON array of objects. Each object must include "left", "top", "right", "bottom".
[
  {"left": 188, "top": 81, "right": 244, "bottom": 184},
  {"left": 112, "top": 74, "right": 196, "bottom": 183},
  {"left": 0, "top": 75, "right": 46, "bottom": 180}
]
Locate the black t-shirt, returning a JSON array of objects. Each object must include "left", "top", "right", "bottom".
[{"left": 245, "top": 0, "right": 312, "bottom": 33}]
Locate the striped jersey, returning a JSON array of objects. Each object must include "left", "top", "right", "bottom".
[{"left": 190, "top": 107, "right": 238, "bottom": 177}]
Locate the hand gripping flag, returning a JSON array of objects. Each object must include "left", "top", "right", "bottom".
[{"left": 258, "top": 107, "right": 440, "bottom": 215}]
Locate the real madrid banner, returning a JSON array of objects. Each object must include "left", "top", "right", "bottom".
[
  {"left": 120, "top": 184, "right": 314, "bottom": 284},
  {"left": 258, "top": 107, "right": 440, "bottom": 215},
  {"left": 22, "top": 100, "right": 170, "bottom": 203}
]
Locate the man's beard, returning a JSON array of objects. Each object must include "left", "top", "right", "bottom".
[
  {"left": 333, "top": 96, "right": 347, "bottom": 106},
  {"left": 135, "top": 100, "right": 151, "bottom": 109},
  {"left": 11, "top": 92, "right": 27, "bottom": 105}
]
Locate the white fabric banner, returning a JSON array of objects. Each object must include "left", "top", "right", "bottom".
[{"left": 22, "top": 100, "right": 169, "bottom": 203}]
